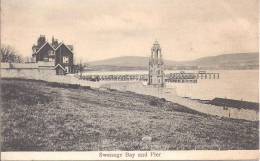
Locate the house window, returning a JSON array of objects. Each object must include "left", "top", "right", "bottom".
[
  {"left": 43, "top": 57, "right": 49, "bottom": 62},
  {"left": 65, "top": 66, "right": 69, "bottom": 73},
  {"left": 49, "top": 57, "right": 55, "bottom": 62},
  {"left": 48, "top": 50, "right": 54, "bottom": 56},
  {"left": 63, "top": 56, "right": 69, "bottom": 63}
]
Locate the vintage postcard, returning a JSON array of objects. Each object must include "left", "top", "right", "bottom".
[{"left": 0, "top": 0, "right": 259, "bottom": 160}]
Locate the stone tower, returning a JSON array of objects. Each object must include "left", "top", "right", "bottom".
[{"left": 148, "top": 40, "right": 165, "bottom": 87}]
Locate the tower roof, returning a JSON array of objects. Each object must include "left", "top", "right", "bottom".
[
  {"left": 152, "top": 40, "right": 161, "bottom": 49},
  {"left": 154, "top": 40, "right": 159, "bottom": 45}
]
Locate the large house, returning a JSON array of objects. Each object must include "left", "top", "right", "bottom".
[{"left": 32, "top": 35, "right": 74, "bottom": 75}]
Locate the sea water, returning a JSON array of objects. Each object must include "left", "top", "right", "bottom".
[{"left": 82, "top": 70, "right": 259, "bottom": 103}]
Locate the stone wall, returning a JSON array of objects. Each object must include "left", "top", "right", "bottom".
[
  {"left": 1, "top": 68, "right": 56, "bottom": 79},
  {"left": 0, "top": 67, "right": 101, "bottom": 88},
  {"left": 1, "top": 62, "right": 54, "bottom": 69}
]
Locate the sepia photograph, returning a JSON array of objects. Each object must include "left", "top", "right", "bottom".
[{"left": 0, "top": 0, "right": 259, "bottom": 159}]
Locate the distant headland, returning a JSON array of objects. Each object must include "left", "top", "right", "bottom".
[{"left": 87, "top": 52, "right": 259, "bottom": 71}]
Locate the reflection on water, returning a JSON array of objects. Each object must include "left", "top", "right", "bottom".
[{"left": 83, "top": 70, "right": 259, "bottom": 103}]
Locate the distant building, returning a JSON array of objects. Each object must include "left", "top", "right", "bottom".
[
  {"left": 32, "top": 35, "right": 74, "bottom": 75},
  {"left": 148, "top": 40, "right": 165, "bottom": 87}
]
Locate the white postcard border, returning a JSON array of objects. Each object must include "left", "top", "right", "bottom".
[{"left": 1, "top": 150, "right": 259, "bottom": 160}]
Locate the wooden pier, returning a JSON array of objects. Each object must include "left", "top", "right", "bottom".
[
  {"left": 79, "top": 74, "right": 148, "bottom": 82},
  {"left": 78, "top": 71, "right": 219, "bottom": 83},
  {"left": 196, "top": 71, "right": 220, "bottom": 79}
]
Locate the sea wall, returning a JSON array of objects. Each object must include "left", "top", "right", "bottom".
[{"left": 101, "top": 82, "right": 259, "bottom": 121}]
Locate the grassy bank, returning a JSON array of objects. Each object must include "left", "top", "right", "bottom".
[{"left": 1, "top": 78, "right": 259, "bottom": 151}]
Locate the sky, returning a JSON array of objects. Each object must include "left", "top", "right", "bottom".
[{"left": 1, "top": 0, "right": 259, "bottom": 62}]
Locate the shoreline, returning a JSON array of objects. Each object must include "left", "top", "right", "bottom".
[{"left": 1, "top": 76, "right": 259, "bottom": 121}]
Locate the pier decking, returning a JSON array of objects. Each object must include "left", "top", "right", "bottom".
[{"left": 78, "top": 71, "right": 220, "bottom": 83}]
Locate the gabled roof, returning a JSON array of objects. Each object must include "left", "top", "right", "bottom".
[
  {"left": 54, "top": 64, "right": 66, "bottom": 71},
  {"left": 55, "top": 42, "right": 74, "bottom": 55},
  {"left": 32, "top": 42, "right": 55, "bottom": 55},
  {"left": 33, "top": 41, "right": 73, "bottom": 55}
]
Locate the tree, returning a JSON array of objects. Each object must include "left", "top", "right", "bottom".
[{"left": 0, "top": 45, "right": 23, "bottom": 63}]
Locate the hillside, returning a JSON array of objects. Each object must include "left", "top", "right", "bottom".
[
  {"left": 88, "top": 56, "right": 177, "bottom": 70},
  {"left": 183, "top": 52, "right": 259, "bottom": 69},
  {"left": 89, "top": 56, "right": 150, "bottom": 67},
  {"left": 1, "top": 79, "right": 258, "bottom": 151},
  {"left": 88, "top": 53, "right": 258, "bottom": 71}
]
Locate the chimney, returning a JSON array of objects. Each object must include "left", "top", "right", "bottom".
[
  {"left": 37, "top": 35, "right": 46, "bottom": 47},
  {"left": 51, "top": 36, "right": 59, "bottom": 48}
]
